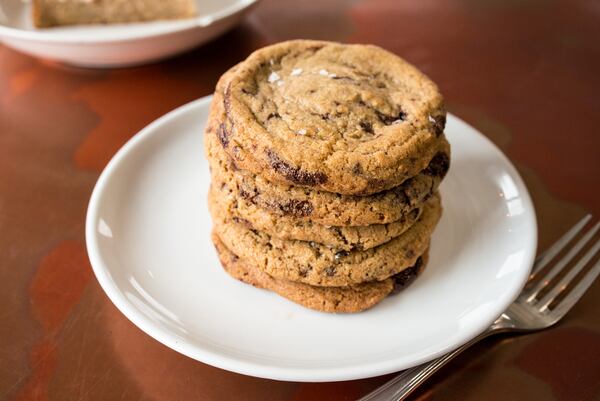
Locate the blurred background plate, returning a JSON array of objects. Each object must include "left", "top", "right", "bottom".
[{"left": 0, "top": 0, "right": 258, "bottom": 67}]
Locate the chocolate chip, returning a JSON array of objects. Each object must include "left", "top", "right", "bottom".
[
  {"left": 392, "top": 257, "right": 423, "bottom": 293},
  {"left": 334, "top": 250, "right": 349, "bottom": 261},
  {"left": 352, "top": 163, "right": 363, "bottom": 175},
  {"left": 216, "top": 123, "right": 229, "bottom": 148},
  {"left": 272, "top": 199, "right": 313, "bottom": 218},
  {"left": 359, "top": 120, "right": 374, "bottom": 134},
  {"left": 375, "top": 109, "right": 406, "bottom": 125},
  {"left": 265, "top": 149, "right": 328, "bottom": 186},
  {"left": 299, "top": 264, "right": 313, "bottom": 278},
  {"left": 239, "top": 187, "right": 259, "bottom": 203},
  {"left": 232, "top": 216, "right": 254, "bottom": 229},
  {"left": 267, "top": 112, "right": 281, "bottom": 120},
  {"left": 325, "top": 266, "right": 336, "bottom": 276},
  {"left": 423, "top": 152, "right": 450, "bottom": 179},
  {"left": 331, "top": 75, "right": 353, "bottom": 81}
]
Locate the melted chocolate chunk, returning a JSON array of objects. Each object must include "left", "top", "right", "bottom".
[
  {"left": 357, "top": 99, "right": 406, "bottom": 125},
  {"left": 331, "top": 75, "right": 353, "bottom": 81},
  {"left": 376, "top": 109, "right": 406, "bottom": 125},
  {"left": 334, "top": 250, "right": 349, "bottom": 261},
  {"left": 376, "top": 110, "right": 406, "bottom": 125},
  {"left": 423, "top": 152, "right": 450, "bottom": 179},
  {"left": 265, "top": 149, "right": 328, "bottom": 186},
  {"left": 231, "top": 216, "right": 254, "bottom": 229},
  {"left": 299, "top": 265, "right": 312, "bottom": 278},
  {"left": 217, "top": 123, "right": 229, "bottom": 148},
  {"left": 359, "top": 120, "right": 374, "bottom": 134},
  {"left": 239, "top": 186, "right": 260, "bottom": 203},
  {"left": 392, "top": 257, "right": 423, "bottom": 293},
  {"left": 271, "top": 199, "right": 314, "bottom": 218}
]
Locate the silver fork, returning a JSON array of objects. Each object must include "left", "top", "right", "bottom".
[{"left": 359, "top": 214, "right": 600, "bottom": 401}]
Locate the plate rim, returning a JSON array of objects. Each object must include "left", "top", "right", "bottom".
[
  {"left": 86, "top": 95, "right": 538, "bottom": 382},
  {"left": 0, "top": 0, "right": 258, "bottom": 43}
]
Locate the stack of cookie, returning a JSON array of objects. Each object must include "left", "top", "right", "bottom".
[{"left": 206, "top": 40, "right": 450, "bottom": 313}]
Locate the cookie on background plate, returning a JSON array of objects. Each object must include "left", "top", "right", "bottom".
[{"left": 32, "top": 0, "right": 197, "bottom": 28}]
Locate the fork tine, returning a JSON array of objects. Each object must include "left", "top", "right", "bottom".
[
  {"left": 531, "top": 214, "right": 592, "bottom": 276},
  {"left": 548, "top": 258, "right": 600, "bottom": 319},
  {"left": 538, "top": 239, "right": 600, "bottom": 311},
  {"left": 525, "top": 221, "right": 600, "bottom": 302}
]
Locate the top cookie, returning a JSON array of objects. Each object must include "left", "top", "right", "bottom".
[{"left": 221, "top": 40, "right": 446, "bottom": 195}]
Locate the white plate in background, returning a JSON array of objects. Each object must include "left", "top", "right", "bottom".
[
  {"left": 0, "top": 0, "right": 258, "bottom": 67},
  {"left": 86, "top": 96, "right": 537, "bottom": 382}
]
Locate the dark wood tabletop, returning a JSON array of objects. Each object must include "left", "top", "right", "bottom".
[{"left": 1, "top": 0, "right": 599, "bottom": 400}]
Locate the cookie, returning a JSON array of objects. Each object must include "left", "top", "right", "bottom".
[
  {"left": 210, "top": 182, "right": 422, "bottom": 251},
  {"left": 33, "top": 0, "right": 197, "bottom": 28},
  {"left": 219, "top": 40, "right": 447, "bottom": 195},
  {"left": 209, "top": 191, "right": 441, "bottom": 287},
  {"left": 205, "top": 112, "right": 449, "bottom": 226},
  {"left": 212, "top": 232, "right": 427, "bottom": 313}
]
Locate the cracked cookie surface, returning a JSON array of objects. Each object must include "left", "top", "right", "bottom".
[
  {"left": 205, "top": 106, "right": 449, "bottom": 226},
  {"left": 220, "top": 40, "right": 447, "bottom": 195},
  {"left": 209, "top": 191, "right": 441, "bottom": 287},
  {"left": 212, "top": 233, "right": 427, "bottom": 313}
]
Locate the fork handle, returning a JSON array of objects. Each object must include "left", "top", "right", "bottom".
[{"left": 358, "top": 329, "right": 495, "bottom": 401}]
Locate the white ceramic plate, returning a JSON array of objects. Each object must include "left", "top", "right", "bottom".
[
  {"left": 0, "top": 0, "right": 257, "bottom": 67},
  {"left": 86, "top": 96, "right": 537, "bottom": 382}
]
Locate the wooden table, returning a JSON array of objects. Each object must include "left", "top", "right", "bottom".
[{"left": 1, "top": 0, "right": 599, "bottom": 400}]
